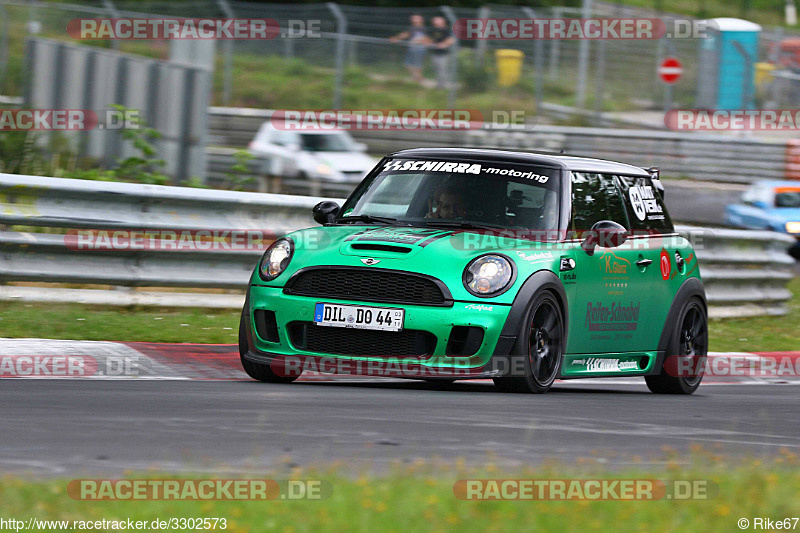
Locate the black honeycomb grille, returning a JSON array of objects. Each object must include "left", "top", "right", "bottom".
[{"left": 287, "top": 322, "right": 437, "bottom": 357}]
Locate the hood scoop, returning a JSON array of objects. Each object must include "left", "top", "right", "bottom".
[
  {"left": 349, "top": 243, "right": 412, "bottom": 254},
  {"left": 340, "top": 241, "right": 421, "bottom": 259}
]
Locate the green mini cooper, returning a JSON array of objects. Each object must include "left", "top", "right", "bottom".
[{"left": 240, "top": 148, "right": 707, "bottom": 394}]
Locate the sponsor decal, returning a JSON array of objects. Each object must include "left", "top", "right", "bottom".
[
  {"left": 382, "top": 160, "right": 552, "bottom": 183},
  {"left": 561, "top": 271, "right": 577, "bottom": 284},
  {"left": 585, "top": 301, "right": 640, "bottom": 331},
  {"left": 628, "top": 185, "right": 664, "bottom": 221},
  {"left": 571, "top": 359, "right": 587, "bottom": 365},
  {"left": 483, "top": 167, "right": 550, "bottom": 183},
  {"left": 660, "top": 249, "right": 671, "bottom": 280},
  {"left": 601, "top": 252, "right": 629, "bottom": 274},
  {"left": 515, "top": 250, "right": 554, "bottom": 262},
  {"left": 586, "top": 358, "right": 639, "bottom": 372},
  {"left": 383, "top": 160, "right": 481, "bottom": 174},
  {"left": 347, "top": 227, "right": 447, "bottom": 246},
  {"left": 465, "top": 304, "right": 494, "bottom": 311}
]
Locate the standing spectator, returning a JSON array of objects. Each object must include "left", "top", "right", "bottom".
[
  {"left": 428, "top": 17, "right": 455, "bottom": 89},
  {"left": 390, "top": 14, "right": 428, "bottom": 84}
]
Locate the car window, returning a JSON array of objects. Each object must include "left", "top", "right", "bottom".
[
  {"left": 569, "top": 172, "right": 629, "bottom": 238},
  {"left": 339, "top": 159, "right": 562, "bottom": 235},
  {"left": 272, "top": 130, "right": 299, "bottom": 147},
  {"left": 299, "top": 133, "right": 356, "bottom": 152},
  {"left": 616, "top": 175, "right": 674, "bottom": 234},
  {"left": 775, "top": 188, "right": 800, "bottom": 208}
]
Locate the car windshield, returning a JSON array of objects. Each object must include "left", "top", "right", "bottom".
[
  {"left": 775, "top": 188, "right": 800, "bottom": 208},
  {"left": 338, "top": 158, "right": 562, "bottom": 235},
  {"left": 300, "top": 133, "right": 356, "bottom": 152}
]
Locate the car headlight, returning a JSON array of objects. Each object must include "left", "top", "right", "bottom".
[
  {"left": 463, "top": 255, "right": 515, "bottom": 297},
  {"left": 316, "top": 163, "right": 333, "bottom": 176},
  {"left": 786, "top": 222, "right": 800, "bottom": 234},
  {"left": 259, "top": 238, "right": 294, "bottom": 281}
]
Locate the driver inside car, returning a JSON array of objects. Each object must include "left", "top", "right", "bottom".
[{"left": 426, "top": 184, "right": 467, "bottom": 219}]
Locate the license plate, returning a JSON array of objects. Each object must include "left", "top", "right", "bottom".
[{"left": 313, "top": 303, "right": 404, "bottom": 332}]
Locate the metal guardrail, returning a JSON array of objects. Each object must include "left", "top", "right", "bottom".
[
  {"left": 0, "top": 173, "right": 795, "bottom": 317},
  {"left": 207, "top": 107, "right": 792, "bottom": 184}
]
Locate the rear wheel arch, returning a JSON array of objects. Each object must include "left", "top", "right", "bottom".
[{"left": 652, "top": 277, "right": 707, "bottom": 371}]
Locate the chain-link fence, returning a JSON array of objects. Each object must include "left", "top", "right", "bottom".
[{"left": 1, "top": 0, "right": 799, "bottom": 124}]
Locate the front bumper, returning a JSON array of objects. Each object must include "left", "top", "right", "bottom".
[{"left": 243, "top": 285, "right": 514, "bottom": 378}]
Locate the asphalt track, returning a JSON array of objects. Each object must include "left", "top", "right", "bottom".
[{"left": 1, "top": 340, "right": 799, "bottom": 477}]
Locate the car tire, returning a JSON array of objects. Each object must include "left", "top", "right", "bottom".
[
  {"left": 239, "top": 311, "right": 300, "bottom": 384},
  {"left": 645, "top": 297, "right": 707, "bottom": 395},
  {"left": 493, "top": 291, "right": 564, "bottom": 394}
]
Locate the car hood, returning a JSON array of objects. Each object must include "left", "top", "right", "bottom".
[
  {"left": 262, "top": 225, "right": 566, "bottom": 304},
  {"left": 768, "top": 208, "right": 800, "bottom": 223}
]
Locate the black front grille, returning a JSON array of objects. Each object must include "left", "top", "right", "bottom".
[
  {"left": 287, "top": 322, "right": 437, "bottom": 357},
  {"left": 285, "top": 268, "right": 450, "bottom": 306}
]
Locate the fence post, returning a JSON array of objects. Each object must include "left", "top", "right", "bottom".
[
  {"left": 102, "top": 0, "right": 121, "bottom": 51},
  {"left": 593, "top": 38, "right": 607, "bottom": 124},
  {"left": 215, "top": 0, "right": 235, "bottom": 105},
  {"left": 575, "top": 0, "right": 593, "bottom": 109},
  {"left": 549, "top": 7, "right": 561, "bottom": 80},
  {"left": 441, "top": 5, "right": 459, "bottom": 109},
  {"left": 522, "top": 7, "right": 543, "bottom": 115},
  {"left": 0, "top": 2, "right": 7, "bottom": 93},
  {"left": 475, "top": 6, "right": 490, "bottom": 65},
  {"left": 327, "top": 2, "right": 346, "bottom": 109}
]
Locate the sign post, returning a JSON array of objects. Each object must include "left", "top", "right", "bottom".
[{"left": 659, "top": 57, "right": 683, "bottom": 113}]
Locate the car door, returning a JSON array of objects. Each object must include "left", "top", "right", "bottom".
[
  {"left": 564, "top": 172, "right": 656, "bottom": 355},
  {"left": 615, "top": 174, "right": 674, "bottom": 351}
]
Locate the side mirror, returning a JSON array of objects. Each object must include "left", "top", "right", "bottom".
[
  {"left": 313, "top": 201, "right": 340, "bottom": 225},
  {"left": 581, "top": 220, "right": 628, "bottom": 256},
  {"left": 752, "top": 200, "right": 769, "bottom": 210}
]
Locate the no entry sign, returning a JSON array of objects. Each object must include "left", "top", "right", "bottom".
[{"left": 658, "top": 57, "right": 683, "bottom": 84}]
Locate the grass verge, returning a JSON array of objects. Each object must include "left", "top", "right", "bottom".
[
  {"left": 0, "top": 302, "right": 240, "bottom": 344},
  {"left": 0, "top": 457, "right": 798, "bottom": 532},
  {"left": 0, "top": 276, "right": 797, "bottom": 351},
  {"left": 707, "top": 277, "right": 800, "bottom": 353}
]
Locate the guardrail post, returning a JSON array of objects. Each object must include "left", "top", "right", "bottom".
[
  {"left": 215, "top": 0, "right": 235, "bottom": 105},
  {"left": 327, "top": 2, "right": 346, "bottom": 109}
]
